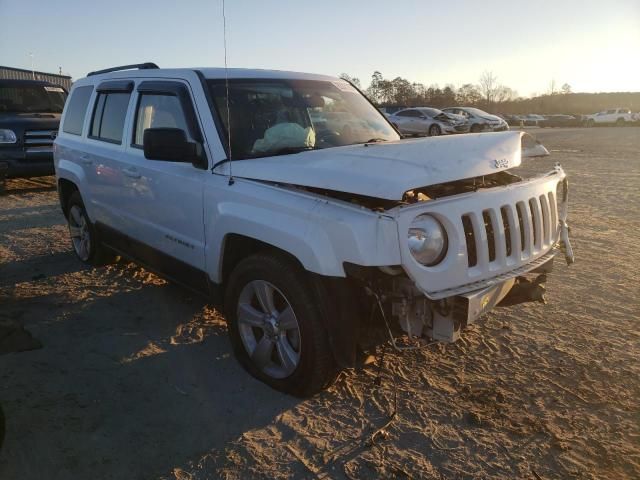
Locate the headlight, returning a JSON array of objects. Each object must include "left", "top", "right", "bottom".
[
  {"left": 408, "top": 214, "right": 448, "bottom": 266},
  {"left": 0, "top": 129, "right": 17, "bottom": 144}
]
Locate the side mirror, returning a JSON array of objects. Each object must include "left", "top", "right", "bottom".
[{"left": 143, "top": 128, "right": 202, "bottom": 165}]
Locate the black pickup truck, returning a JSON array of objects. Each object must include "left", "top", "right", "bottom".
[{"left": 0, "top": 79, "right": 67, "bottom": 185}]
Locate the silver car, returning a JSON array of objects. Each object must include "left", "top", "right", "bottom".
[
  {"left": 442, "top": 107, "right": 509, "bottom": 132},
  {"left": 387, "top": 107, "right": 470, "bottom": 136}
]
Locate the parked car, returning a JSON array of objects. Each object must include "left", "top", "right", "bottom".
[
  {"left": 378, "top": 106, "right": 406, "bottom": 115},
  {"left": 538, "top": 114, "right": 580, "bottom": 128},
  {"left": 0, "top": 79, "right": 67, "bottom": 186},
  {"left": 442, "top": 107, "right": 509, "bottom": 132},
  {"left": 501, "top": 114, "right": 525, "bottom": 127},
  {"left": 519, "top": 114, "right": 546, "bottom": 127},
  {"left": 387, "top": 107, "right": 470, "bottom": 136},
  {"left": 55, "top": 63, "right": 574, "bottom": 396},
  {"left": 585, "top": 108, "right": 635, "bottom": 126}
]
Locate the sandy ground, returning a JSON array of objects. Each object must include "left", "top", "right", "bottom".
[{"left": 0, "top": 127, "right": 638, "bottom": 479}]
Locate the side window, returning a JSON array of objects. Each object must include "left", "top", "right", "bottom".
[
  {"left": 133, "top": 94, "right": 189, "bottom": 146},
  {"left": 62, "top": 86, "right": 94, "bottom": 135},
  {"left": 90, "top": 92, "right": 131, "bottom": 144},
  {"left": 606, "top": 109, "right": 616, "bottom": 114}
]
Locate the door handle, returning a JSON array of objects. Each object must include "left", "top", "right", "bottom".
[
  {"left": 80, "top": 154, "right": 92, "bottom": 165},
  {"left": 122, "top": 167, "right": 141, "bottom": 179}
]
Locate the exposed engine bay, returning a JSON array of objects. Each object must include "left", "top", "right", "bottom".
[{"left": 297, "top": 170, "right": 524, "bottom": 211}]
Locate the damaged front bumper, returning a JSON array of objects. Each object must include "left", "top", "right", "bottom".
[
  {"left": 387, "top": 165, "right": 574, "bottom": 342},
  {"left": 390, "top": 252, "right": 566, "bottom": 342}
]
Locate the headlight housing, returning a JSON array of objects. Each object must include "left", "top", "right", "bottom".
[
  {"left": 407, "top": 214, "right": 448, "bottom": 266},
  {"left": 0, "top": 129, "right": 17, "bottom": 144}
]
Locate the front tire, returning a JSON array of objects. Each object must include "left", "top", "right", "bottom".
[
  {"left": 470, "top": 123, "right": 482, "bottom": 133},
  {"left": 66, "top": 191, "right": 116, "bottom": 266},
  {"left": 224, "top": 253, "right": 336, "bottom": 397},
  {"left": 429, "top": 124, "right": 441, "bottom": 136},
  {"left": 616, "top": 118, "right": 625, "bottom": 126}
]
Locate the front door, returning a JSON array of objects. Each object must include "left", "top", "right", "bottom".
[{"left": 115, "top": 79, "right": 207, "bottom": 275}]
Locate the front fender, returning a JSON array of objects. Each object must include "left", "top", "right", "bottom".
[{"left": 204, "top": 178, "right": 401, "bottom": 283}]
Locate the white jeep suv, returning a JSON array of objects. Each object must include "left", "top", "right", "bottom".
[{"left": 54, "top": 63, "right": 574, "bottom": 396}]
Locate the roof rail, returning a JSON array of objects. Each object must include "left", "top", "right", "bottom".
[{"left": 87, "top": 62, "right": 159, "bottom": 77}]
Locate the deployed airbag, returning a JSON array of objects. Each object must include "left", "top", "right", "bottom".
[{"left": 252, "top": 122, "right": 316, "bottom": 154}]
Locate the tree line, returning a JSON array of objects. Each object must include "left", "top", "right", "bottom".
[{"left": 339, "top": 71, "right": 640, "bottom": 115}]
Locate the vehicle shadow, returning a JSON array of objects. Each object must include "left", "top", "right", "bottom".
[
  {"left": 1, "top": 176, "right": 57, "bottom": 196},
  {"left": 0, "top": 278, "right": 300, "bottom": 480},
  {"left": 0, "top": 251, "right": 82, "bottom": 288}
]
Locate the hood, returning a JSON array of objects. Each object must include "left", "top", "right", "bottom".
[
  {"left": 0, "top": 112, "right": 60, "bottom": 127},
  {"left": 215, "top": 131, "right": 526, "bottom": 200},
  {"left": 481, "top": 113, "right": 504, "bottom": 122}
]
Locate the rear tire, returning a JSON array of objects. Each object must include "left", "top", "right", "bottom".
[
  {"left": 470, "top": 124, "right": 482, "bottom": 133},
  {"left": 616, "top": 118, "right": 625, "bottom": 126},
  {"left": 428, "top": 124, "right": 441, "bottom": 136},
  {"left": 224, "top": 253, "right": 336, "bottom": 397},
  {"left": 66, "top": 191, "right": 117, "bottom": 266}
]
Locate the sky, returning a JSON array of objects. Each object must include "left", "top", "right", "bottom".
[{"left": 0, "top": 0, "right": 638, "bottom": 97}]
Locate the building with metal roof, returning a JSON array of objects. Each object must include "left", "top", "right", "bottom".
[{"left": 0, "top": 66, "right": 72, "bottom": 91}]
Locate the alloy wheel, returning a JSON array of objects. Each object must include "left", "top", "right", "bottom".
[
  {"left": 236, "top": 280, "right": 301, "bottom": 379},
  {"left": 68, "top": 205, "right": 91, "bottom": 261}
]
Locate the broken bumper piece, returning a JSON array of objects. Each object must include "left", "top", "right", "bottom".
[{"left": 393, "top": 255, "right": 561, "bottom": 343}]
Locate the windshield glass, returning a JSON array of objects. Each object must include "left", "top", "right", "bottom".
[
  {"left": 208, "top": 78, "right": 399, "bottom": 159},
  {"left": 0, "top": 84, "right": 67, "bottom": 113},
  {"left": 465, "top": 107, "right": 492, "bottom": 117}
]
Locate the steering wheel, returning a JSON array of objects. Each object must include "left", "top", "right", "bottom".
[{"left": 316, "top": 129, "right": 341, "bottom": 145}]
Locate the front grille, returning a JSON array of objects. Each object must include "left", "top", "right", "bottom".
[
  {"left": 24, "top": 130, "right": 56, "bottom": 153},
  {"left": 462, "top": 192, "right": 558, "bottom": 269}
]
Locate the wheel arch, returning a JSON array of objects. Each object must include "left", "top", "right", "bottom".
[
  {"left": 57, "top": 177, "right": 79, "bottom": 217},
  {"left": 220, "top": 234, "right": 363, "bottom": 370},
  {"left": 219, "top": 233, "right": 306, "bottom": 287}
]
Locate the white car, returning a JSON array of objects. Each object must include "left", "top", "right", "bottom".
[
  {"left": 54, "top": 63, "right": 574, "bottom": 396},
  {"left": 443, "top": 107, "right": 509, "bottom": 132},
  {"left": 387, "top": 107, "right": 470, "bottom": 136},
  {"left": 585, "top": 108, "right": 635, "bottom": 126}
]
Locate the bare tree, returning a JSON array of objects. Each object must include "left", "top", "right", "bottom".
[
  {"left": 479, "top": 71, "right": 499, "bottom": 108},
  {"left": 495, "top": 85, "right": 515, "bottom": 104},
  {"left": 561, "top": 83, "right": 572, "bottom": 95},
  {"left": 456, "top": 83, "right": 482, "bottom": 105},
  {"left": 548, "top": 78, "right": 558, "bottom": 95}
]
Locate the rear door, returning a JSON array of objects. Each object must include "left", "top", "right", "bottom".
[
  {"left": 82, "top": 80, "right": 134, "bottom": 227},
  {"left": 115, "top": 79, "right": 207, "bottom": 272},
  {"left": 394, "top": 110, "right": 420, "bottom": 134}
]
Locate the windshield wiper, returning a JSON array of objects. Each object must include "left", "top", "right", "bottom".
[{"left": 362, "top": 138, "right": 388, "bottom": 144}]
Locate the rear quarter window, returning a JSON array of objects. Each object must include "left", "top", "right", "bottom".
[{"left": 62, "top": 86, "right": 94, "bottom": 135}]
